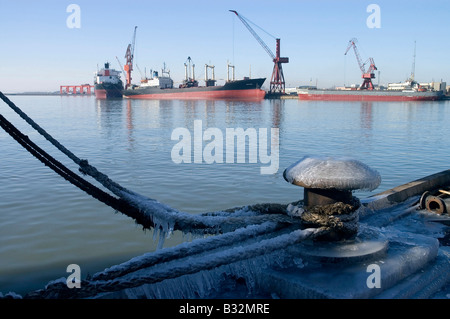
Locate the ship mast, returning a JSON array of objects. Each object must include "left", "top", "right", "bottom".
[
  {"left": 410, "top": 40, "right": 416, "bottom": 83},
  {"left": 181, "top": 57, "right": 198, "bottom": 88}
]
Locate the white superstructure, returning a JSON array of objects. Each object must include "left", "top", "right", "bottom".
[
  {"left": 140, "top": 71, "right": 174, "bottom": 89},
  {"left": 95, "top": 63, "right": 122, "bottom": 85}
]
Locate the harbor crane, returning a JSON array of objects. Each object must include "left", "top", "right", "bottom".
[
  {"left": 344, "top": 38, "right": 377, "bottom": 90},
  {"left": 124, "top": 26, "right": 137, "bottom": 89},
  {"left": 229, "top": 10, "right": 289, "bottom": 94}
]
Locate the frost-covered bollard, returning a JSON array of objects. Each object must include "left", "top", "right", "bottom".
[
  {"left": 283, "top": 156, "right": 381, "bottom": 241},
  {"left": 283, "top": 156, "right": 381, "bottom": 207}
]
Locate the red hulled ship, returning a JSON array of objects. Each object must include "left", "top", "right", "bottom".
[
  {"left": 122, "top": 59, "right": 266, "bottom": 101},
  {"left": 297, "top": 88, "right": 444, "bottom": 102}
]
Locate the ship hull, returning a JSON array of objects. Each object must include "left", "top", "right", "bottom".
[
  {"left": 298, "top": 89, "right": 444, "bottom": 101},
  {"left": 123, "top": 78, "right": 266, "bottom": 100},
  {"left": 95, "top": 83, "right": 123, "bottom": 99}
]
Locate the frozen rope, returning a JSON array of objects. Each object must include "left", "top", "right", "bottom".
[
  {"left": 0, "top": 92, "right": 294, "bottom": 235},
  {"left": 0, "top": 91, "right": 151, "bottom": 197},
  {"left": 0, "top": 113, "right": 144, "bottom": 224},
  {"left": 92, "top": 221, "right": 284, "bottom": 281},
  {"left": 0, "top": 92, "right": 82, "bottom": 166},
  {"left": 116, "top": 191, "right": 294, "bottom": 237},
  {"left": 26, "top": 227, "right": 326, "bottom": 299},
  {"left": 288, "top": 198, "right": 361, "bottom": 241},
  {"left": 0, "top": 109, "right": 292, "bottom": 235}
]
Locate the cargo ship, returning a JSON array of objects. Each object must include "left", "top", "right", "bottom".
[
  {"left": 297, "top": 88, "right": 444, "bottom": 101},
  {"left": 123, "top": 77, "right": 266, "bottom": 100},
  {"left": 122, "top": 60, "right": 266, "bottom": 100},
  {"left": 94, "top": 62, "right": 124, "bottom": 99},
  {"left": 303, "top": 39, "right": 445, "bottom": 102}
]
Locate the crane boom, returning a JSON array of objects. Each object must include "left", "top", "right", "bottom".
[
  {"left": 344, "top": 38, "right": 377, "bottom": 90},
  {"left": 229, "top": 10, "right": 275, "bottom": 60},
  {"left": 230, "top": 10, "right": 289, "bottom": 94},
  {"left": 345, "top": 38, "right": 365, "bottom": 74}
]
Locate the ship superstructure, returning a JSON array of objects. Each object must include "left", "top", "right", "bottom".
[{"left": 94, "top": 62, "right": 123, "bottom": 99}]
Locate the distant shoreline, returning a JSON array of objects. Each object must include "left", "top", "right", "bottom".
[
  {"left": 4, "top": 92, "right": 450, "bottom": 99},
  {"left": 5, "top": 92, "right": 94, "bottom": 96}
]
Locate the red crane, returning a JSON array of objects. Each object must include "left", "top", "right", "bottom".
[
  {"left": 124, "top": 26, "right": 137, "bottom": 90},
  {"left": 345, "top": 38, "right": 377, "bottom": 90},
  {"left": 230, "top": 10, "right": 289, "bottom": 94}
]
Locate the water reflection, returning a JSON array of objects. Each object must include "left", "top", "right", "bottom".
[
  {"left": 95, "top": 98, "right": 136, "bottom": 152},
  {"left": 2, "top": 96, "right": 450, "bottom": 296},
  {"left": 95, "top": 98, "right": 124, "bottom": 133},
  {"left": 269, "top": 99, "right": 283, "bottom": 128},
  {"left": 360, "top": 101, "right": 373, "bottom": 131}
]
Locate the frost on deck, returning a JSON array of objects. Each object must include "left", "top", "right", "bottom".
[
  {"left": 8, "top": 162, "right": 450, "bottom": 299},
  {"left": 90, "top": 198, "right": 449, "bottom": 299},
  {"left": 20, "top": 191, "right": 450, "bottom": 299},
  {"left": 1, "top": 90, "right": 448, "bottom": 299}
]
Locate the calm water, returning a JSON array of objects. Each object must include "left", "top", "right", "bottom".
[{"left": 1, "top": 95, "right": 449, "bottom": 295}]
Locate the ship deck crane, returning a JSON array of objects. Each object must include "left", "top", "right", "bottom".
[
  {"left": 115, "top": 56, "right": 127, "bottom": 84},
  {"left": 124, "top": 26, "right": 137, "bottom": 90},
  {"left": 345, "top": 38, "right": 377, "bottom": 90},
  {"left": 229, "top": 10, "right": 289, "bottom": 94}
]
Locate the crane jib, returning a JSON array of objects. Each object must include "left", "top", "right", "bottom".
[{"left": 230, "top": 10, "right": 289, "bottom": 94}]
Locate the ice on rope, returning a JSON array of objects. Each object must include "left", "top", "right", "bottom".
[
  {"left": 88, "top": 227, "right": 320, "bottom": 298},
  {"left": 284, "top": 156, "right": 381, "bottom": 191},
  {"left": 0, "top": 291, "right": 22, "bottom": 299},
  {"left": 94, "top": 251, "right": 290, "bottom": 299},
  {"left": 116, "top": 190, "right": 291, "bottom": 247},
  {"left": 92, "top": 221, "right": 282, "bottom": 281}
]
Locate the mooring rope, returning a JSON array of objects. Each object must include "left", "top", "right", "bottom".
[
  {"left": 0, "top": 92, "right": 82, "bottom": 165},
  {"left": 92, "top": 221, "right": 284, "bottom": 281},
  {"left": 0, "top": 91, "right": 156, "bottom": 198},
  {"left": 0, "top": 113, "right": 146, "bottom": 224},
  {"left": 0, "top": 109, "right": 291, "bottom": 234},
  {"left": 0, "top": 92, "right": 294, "bottom": 236},
  {"left": 92, "top": 227, "right": 324, "bottom": 296},
  {"left": 26, "top": 226, "right": 325, "bottom": 299},
  {"left": 0, "top": 93, "right": 336, "bottom": 299}
]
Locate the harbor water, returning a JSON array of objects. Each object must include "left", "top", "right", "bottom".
[{"left": 1, "top": 95, "right": 449, "bottom": 296}]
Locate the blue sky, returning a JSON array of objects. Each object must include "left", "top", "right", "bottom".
[{"left": 0, "top": 0, "right": 449, "bottom": 92}]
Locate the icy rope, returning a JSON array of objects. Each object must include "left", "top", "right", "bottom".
[
  {"left": 90, "top": 228, "right": 325, "bottom": 296},
  {"left": 33, "top": 227, "right": 325, "bottom": 298},
  {"left": 92, "top": 221, "right": 283, "bottom": 281},
  {"left": 0, "top": 92, "right": 293, "bottom": 236}
]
